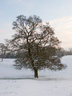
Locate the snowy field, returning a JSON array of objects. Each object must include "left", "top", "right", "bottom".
[{"left": 0, "top": 55, "right": 72, "bottom": 96}]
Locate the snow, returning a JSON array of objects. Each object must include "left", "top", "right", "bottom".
[
  {"left": 0, "top": 59, "right": 33, "bottom": 78},
  {"left": 0, "top": 55, "right": 72, "bottom": 96},
  {"left": 0, "top": 79, "right": 72, "bottom": 96},
  {"left": 0, "top": 55, "right": 72, "bottom": 79}
]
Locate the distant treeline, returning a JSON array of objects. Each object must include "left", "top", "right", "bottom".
[
  {"left": 0, "top": 48, "right": 72, "bottom": 59},
  {"left": 0, "top": 53, "right": 17, "bottom": 58},
  {"left": 56, "top": 48, "right": 72, "bottom": 57}
]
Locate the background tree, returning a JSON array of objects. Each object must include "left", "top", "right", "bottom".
[
  {"left": 0, "top": 43, "right": 7, "bottom": 61},
  {"left": 7, "top": 15, "right": 66, "bottom": 78}
]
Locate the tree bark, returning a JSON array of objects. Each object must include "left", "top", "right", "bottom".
[
  {"left": 27, "top": 38, "right": 38, "bottom": 78},
  {"left": 34, "top": 68, "right": 38, "bottom": 78}
]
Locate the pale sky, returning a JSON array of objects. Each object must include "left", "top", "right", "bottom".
[
  {"left": 0, "top": 0, "right": 72, "bottom": 49},
  {"left": 50, "top": 16, "right": 72, "bottom": 49}
]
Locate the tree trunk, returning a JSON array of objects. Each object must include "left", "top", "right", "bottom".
[{"left": 34, "top": 68, "right": 38, "bottom": 78}]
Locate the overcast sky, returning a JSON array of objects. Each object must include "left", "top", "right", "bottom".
[{"left": 0, "top": 0, "right": 72, "bottom": 49}]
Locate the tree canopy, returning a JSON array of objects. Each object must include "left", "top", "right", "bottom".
[{"left": 6, "top": 15, "right": 66, "bottom": 78}]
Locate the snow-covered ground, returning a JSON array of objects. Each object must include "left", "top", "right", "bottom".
[
  {"left": 1, "top": 79, "right": 72, "bottom": 96},
  {"left": 0, "top": 55, "right": 72, "bottom": 96},
  {"left": 0, "top": 55, "right": 72, "bottom": 79}
]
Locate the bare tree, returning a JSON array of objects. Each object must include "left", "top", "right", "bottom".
[
  {"left": 7, "top": 15, "right": 66, "bottom": 78},
  {"left": 0, "top": 43, "right": 7, "bottom": 61}
]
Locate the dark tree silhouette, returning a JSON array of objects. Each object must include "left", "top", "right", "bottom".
[
  {"left": 7, "top": 15, "right": 66, "bottom": 78},
  {"left": 0, "top": 43, "right": 7, "bottom": 61}
]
